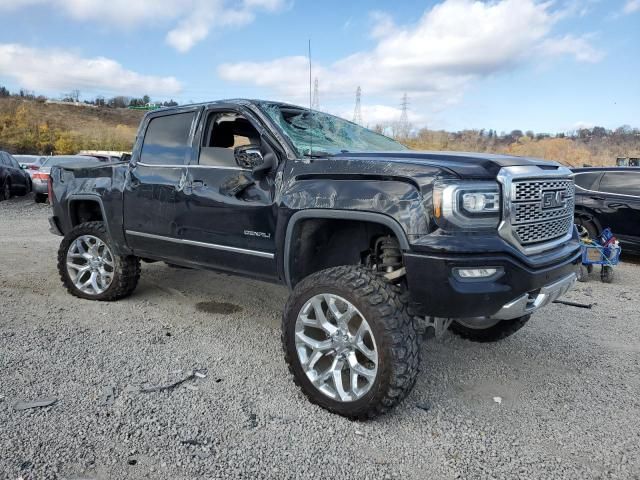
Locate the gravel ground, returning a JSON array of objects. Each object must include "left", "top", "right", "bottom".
[{"left": 1, "top": 194, "right": 639, "bottom": 480}]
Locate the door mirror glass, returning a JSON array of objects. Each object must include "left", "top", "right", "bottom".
[{"left": 234, "top": 145, "right": 264, "bottom": 169}]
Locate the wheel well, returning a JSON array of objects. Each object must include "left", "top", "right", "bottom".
[
  {"left": 69, "top": 200, "right": 104, "bottom": 226},
  {"left": 287, "top": 218, "right": 401, "bottom": 287},
  {"left": 574, "top": 208, "right": 602, "bottom": 231}
]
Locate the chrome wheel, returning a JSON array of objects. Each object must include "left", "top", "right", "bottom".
[
  {"left": 66, "top": 235, "right": 115, "bottom": 295},
  {"left": 295, "top": 294, "right": 378, "bottom": 402}
]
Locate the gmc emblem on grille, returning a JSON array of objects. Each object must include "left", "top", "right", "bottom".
[{"left": 541, "top": 190, "right": 566, "bottom": 209}]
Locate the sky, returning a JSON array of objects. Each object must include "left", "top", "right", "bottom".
[{"left": 0, "top": 0, "right": 638, "bottom": 133}]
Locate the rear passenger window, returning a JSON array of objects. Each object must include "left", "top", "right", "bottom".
[
  {"left": 574, "top": 172, "right": 601, "bottom": 191},
  {"left": 140, "top": 112, "right": 195, "bottom": 165},
  {"left": 599, "top": 172, "right": 640, "bottom": 196}
]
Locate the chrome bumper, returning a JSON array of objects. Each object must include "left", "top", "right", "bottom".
[{"left": 490, "top": 272, "right": 577, "bottom": 320}]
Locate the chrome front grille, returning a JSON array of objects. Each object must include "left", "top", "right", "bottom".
[{"left": 511, "top": 178, "right": 575, "bottom": 245}]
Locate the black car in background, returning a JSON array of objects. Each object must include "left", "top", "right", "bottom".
[
  {"left": 573, "top": 167, "right": 640, "bottom": 254},
  {"left": 0, "top": 151, "right": 31, "bottom": 201}
]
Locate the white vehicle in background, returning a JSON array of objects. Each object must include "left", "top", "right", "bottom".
[
  {"left": 78, "top": 150, "right": 130, "bottom": 163},
  {"left": 14, "top": 154, "right": 47, "bottom": 178}
]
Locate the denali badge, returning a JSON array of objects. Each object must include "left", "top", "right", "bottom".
[
  {"left": 244, "top": 230, "right": 271, "bottom": 239},
  {"left": 541, "top": 190, "right": 566, "bottom": 209}
]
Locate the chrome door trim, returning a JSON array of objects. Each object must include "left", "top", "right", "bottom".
[
  {"left": 125, "top": 230, "right": 274, "bottom": 259},
  {"left": 136, "top": 161, "right": 249, "bottom": 171}
]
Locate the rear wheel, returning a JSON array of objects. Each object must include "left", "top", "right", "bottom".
[
  {"left": 58, "top": 221, "right": 140, "bottom": 301},
  {"left": 601, "top": 265, "right": 614, "bottom": 283},
  {"left": 282, "top": 266, "right": 420, "bottom": 419},
  {"left": 449, "top": 315, "right": 531, "bottom": 343}
]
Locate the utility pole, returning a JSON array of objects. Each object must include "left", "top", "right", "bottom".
[
  {"left": 312, "top": 77, "right": 320, "bottom": 110},
  {"left": 398, "top": 93, "right": 410, "bottom": 138},
  {"left": 353, "top": 86, "right": 362, "bottom": 125}
]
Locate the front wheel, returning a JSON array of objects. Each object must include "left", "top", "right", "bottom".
[
  {"left": 57, "top": 221, "right": 141, "bottom": 301},
  {"left": 282, "top": 266, "right": 420, "bottom": 419},
  {"left": 449, "top": 315, "right": 531, "bottom": 343},
  {"left": 0, "top": 179, "right": 10, "bottom": 201}
]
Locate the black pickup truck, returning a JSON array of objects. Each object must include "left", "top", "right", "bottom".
[{"left": 48, "top": 100, "right": 580, "bottom": 418}]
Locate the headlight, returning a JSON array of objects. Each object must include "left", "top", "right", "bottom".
[{"left": 433, "top": 180, "right": 501, "bottom": 231}]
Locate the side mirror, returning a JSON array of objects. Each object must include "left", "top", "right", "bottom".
[
  {"left": 234, "top": 145, "right": 274, "bottom": 176},
  {"left": 20, "top": 164, "right": 27, "bottom": 170}
]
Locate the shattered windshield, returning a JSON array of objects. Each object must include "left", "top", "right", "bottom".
[{"left": 258, "top": 102, "right": 407, "bottom": 157}]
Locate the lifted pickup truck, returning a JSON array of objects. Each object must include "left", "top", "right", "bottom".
[{"left": 49, "top": 100, "right": 580, "bottom": 418}]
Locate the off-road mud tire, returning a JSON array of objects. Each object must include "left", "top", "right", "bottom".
[{"left": 282, "top": 266, "right": 420, "bottom": 419}]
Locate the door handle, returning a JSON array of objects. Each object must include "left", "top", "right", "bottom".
[
  {"left": 589, "top": 195, "right": 605, "bottom": 201},
  {"left": 608, "top": 202, "right": 627, "bottom": 208},
  {"left": 191, "top": 180, "right": 206, "bottom": 189}
]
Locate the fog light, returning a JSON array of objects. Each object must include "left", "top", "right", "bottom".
[{"left": 454, "top": 267, "right": 502, "bottom": 279}]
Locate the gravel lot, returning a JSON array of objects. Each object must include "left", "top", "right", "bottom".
[{"left": 1, "top": 194, "right": 639, "bottom": 480}]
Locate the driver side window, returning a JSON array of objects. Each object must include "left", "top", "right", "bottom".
[{"left": 199, "top": 112, "right": 260, "bottom": 168}]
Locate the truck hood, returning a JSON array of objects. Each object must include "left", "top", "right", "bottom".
[{"left": 331, "top": 151, "right": 563, "bottom": 178}]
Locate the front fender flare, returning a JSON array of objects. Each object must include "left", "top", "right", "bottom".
[{"left": 283, "top": 209, "right": 410, "bottom": 288}]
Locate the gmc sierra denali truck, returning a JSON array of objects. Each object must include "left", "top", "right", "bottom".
[{"left": 48, "top": 100, "right": 580, "bottom": 419}]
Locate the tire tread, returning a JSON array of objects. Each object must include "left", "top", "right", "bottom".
[
  {"left": 282, "top": 265, "right": 420, "bottom": 419},
  {"left": 57, "top": 221, "right": 140, "bottom": 301}
]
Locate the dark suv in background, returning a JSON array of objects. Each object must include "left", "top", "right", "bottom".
[
  {"left": 573, "top": 167, "right": 640, "bottom": 254},
  {"left": 0, "top": 151, "right": 32, "bottom": 201}
]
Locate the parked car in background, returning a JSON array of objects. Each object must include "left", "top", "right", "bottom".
[
  {"left": 573, "top": 167, "right": 640, "bottom": 254},
  {"left": 14, "top": 154, "right": 47, "bottom": 177},
  {"left": 32, "top": 155, "right": 102, "bottom": 203},
  {"left": 0, "top": 151, "right": 31, "bottom": 201}
]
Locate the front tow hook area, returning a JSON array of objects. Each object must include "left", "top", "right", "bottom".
[{"left": 489, "top": 272, "right": 577, "bottom": 320}]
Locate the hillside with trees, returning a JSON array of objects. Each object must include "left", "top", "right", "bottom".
[
  {"left": 0, "top": 97, "right": 143, "bottom": 155},
  {"left": 0, "top": 86, "right": 638, "bottom": 165},
  {"left": 0, "top": 87, "right": 179, "bottom": 155},
  {"left": 404, "top": 127, "right": 640, "bottom": 167}
]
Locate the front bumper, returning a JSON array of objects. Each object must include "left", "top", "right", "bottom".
[
  {"left": 404, "top": 242, "right": 581, "bottom": 319},
  {"left": 488, "top": 272, "right": 576, "bottom": 320}
]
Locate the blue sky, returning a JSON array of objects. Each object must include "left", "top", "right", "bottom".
[{"left": 0, "top": 0, "right": 638, "bottom": 133}]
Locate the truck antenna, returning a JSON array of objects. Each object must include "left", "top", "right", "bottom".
[{"left": 308, "top": 39, "right": 313, "bottom": 157}]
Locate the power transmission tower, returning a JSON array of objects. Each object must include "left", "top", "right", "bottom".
[
  {"left": 353, "top": 86, "right": 362, "bottom": 125},
  {"left": 311, "top": 77, "right": 320, "bottom": 110},
  {"left": 398, "top": 93, "right": 410, "bottom": 138}
]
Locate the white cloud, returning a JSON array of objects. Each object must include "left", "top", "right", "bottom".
[
  {"left": 539, "top": 34, "right": 604, "bottom": 63},
  {"left": 219, "top": 0, "right": 603, "bottom": 125},
  {"left": 0, "top": 0, "right": 286, "bottom": 51},
  {"left": 218, "top": 0, "right": 604, "bottom": 123},
  {"left": 165, "top": 0, "right": 258, "bottom": 53},
  {"left": 623, "top": 0, "right": 640, "bottom": 13},
  {"left": 0, "top": 44, "right": 182, "bottom": 96}
]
